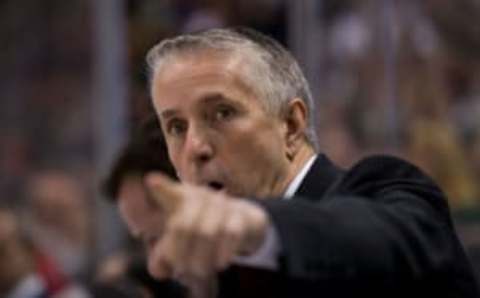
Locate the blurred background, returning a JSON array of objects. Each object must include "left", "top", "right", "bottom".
[{"left": 1, "top": 0, "right": 479, "bottom": 295}]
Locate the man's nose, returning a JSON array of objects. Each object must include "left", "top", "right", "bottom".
[{"left": 184, "top": 126, "right": 214, "bottom": 165}]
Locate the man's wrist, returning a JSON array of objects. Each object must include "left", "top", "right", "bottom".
[
  {"left": 234, "top": 220, "right": 280, "bottom": 271},
  {"left": 240, "top": 201, "right": 270, "bottom": 255}
]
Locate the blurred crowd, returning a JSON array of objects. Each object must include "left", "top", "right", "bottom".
[{"left": 0, "top": 0, "right": 479, "bottom": 297}]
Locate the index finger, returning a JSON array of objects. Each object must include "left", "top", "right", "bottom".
[{"left": 145, "top": 172, "right": 183, "bottom": 215}]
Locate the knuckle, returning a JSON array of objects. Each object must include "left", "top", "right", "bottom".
[
  {"left": 169, "top": 218, "right": 190, "bottom": 236},
  {"left": 198, "top": 225, "right": 216, "bottom": 241},
  {"left": 225, "top": 219, "right": 244, "bottom": 237},
  {"left": 250, "top": 207, "right": 267, "bottom": 226}
]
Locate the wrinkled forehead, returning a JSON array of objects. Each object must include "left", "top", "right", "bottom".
[
  {"left": 151, "top": 48, "right": 247, "bottom": 82},
  {"left": 150, "top": 39, "right": 249, "bottom": 69},
  {"left": 150, "top": 48, "right": 270, "bottom": 112}
]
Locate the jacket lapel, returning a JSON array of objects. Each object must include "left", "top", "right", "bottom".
[{"left": 295, "top": 154, "right": 343, "bottom": 202}]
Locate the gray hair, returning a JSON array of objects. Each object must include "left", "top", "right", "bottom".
[{"left": 146, "top": 27, "right": 318, "bottom": 149}]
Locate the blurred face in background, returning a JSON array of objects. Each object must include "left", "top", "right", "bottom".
[
  {"left": 118, "top": 175, "right": 166, "bottom": 257},
  {"left": 26, "top": 171, "right": 90, "bottom": 276},
  {"left": 28, "top": 172, "right": 88, "bottom": 240}
]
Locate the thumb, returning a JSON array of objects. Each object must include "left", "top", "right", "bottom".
[{"left": 145, "top": 172, "right": 182, "bottom": 215}]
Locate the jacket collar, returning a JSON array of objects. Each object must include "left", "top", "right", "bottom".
[{"left": 295, "top": 154, "right": 343, "bottom": 201}]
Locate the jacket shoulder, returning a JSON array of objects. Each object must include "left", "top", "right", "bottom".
[
  {"left": 335, "top": 155, "right": 450, "bottom": 215},
  {"left": 340, "top": 154, "right": 439, "bottom": 190}
]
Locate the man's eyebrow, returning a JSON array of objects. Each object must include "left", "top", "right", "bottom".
[
  {"left": 200, "top": 92, "right": 229, "bottom": 104},
  {"left": 159, "top": 109, "right": 178, "bottom": 120},
  {"left": 159, "top": 93, "right": 232, "bottom": 120}
]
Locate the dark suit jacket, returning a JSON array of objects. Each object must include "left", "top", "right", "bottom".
[{"left": 218, "top": 154, "right": 479, "bottom": 298}]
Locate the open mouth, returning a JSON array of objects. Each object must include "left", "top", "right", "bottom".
[{"left": 207, "top": 181, "right": 224, "bottom": 191}]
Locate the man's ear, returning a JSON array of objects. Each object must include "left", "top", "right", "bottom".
[{"left": 283, "top": 98, "right": 308, "bottom": 160}]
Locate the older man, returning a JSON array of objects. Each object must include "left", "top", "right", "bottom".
[{"left": 118, "top": 27, "right": 479, "bottom": 297}]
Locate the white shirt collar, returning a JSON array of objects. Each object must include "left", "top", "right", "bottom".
[{"left": 283, "top": 155, "right": 317, "bottom": 199}]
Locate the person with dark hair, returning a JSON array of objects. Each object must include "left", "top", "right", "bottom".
[
  {"left": 100, "top": 114, "right": 185, "bottom": 298},
  {"left": 115, "top": 27, "right": 478, "bottom": 297},
  {"left": 102, "top": 114, "right": 177, "bottom": 201}
]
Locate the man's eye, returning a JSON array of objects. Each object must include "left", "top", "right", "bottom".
[
  {"left": 214, "top": 106, "right": 236, "bottom": 121},
  {"left": 167, "top": 120, "right": 187, "bottom": 136}
]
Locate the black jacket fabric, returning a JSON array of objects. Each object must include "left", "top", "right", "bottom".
[{"left": 219, "top": 154, "right": 479, "bottom": 298}]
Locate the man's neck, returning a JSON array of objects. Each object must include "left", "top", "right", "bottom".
[{"left": 282, "top": 145, "right": 316, "bottom": 196}]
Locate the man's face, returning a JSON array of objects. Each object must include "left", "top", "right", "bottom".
[
  {"left": 151, "top": 51, "right": 291, "bottom": 198},
  {"left": 28, "top": 172, "right": 88, "bottom": 235}
]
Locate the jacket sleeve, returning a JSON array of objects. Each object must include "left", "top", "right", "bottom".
[{"left": 256, "top": 156, "right": 476, "bottom": 292}]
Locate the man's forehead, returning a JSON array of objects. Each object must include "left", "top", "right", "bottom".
[
  {"left": 151, "top": 51, "right": 261, "bottom": 115},
  {"left": 152, "top": 49, "right": 248, "bottom": 85}
]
